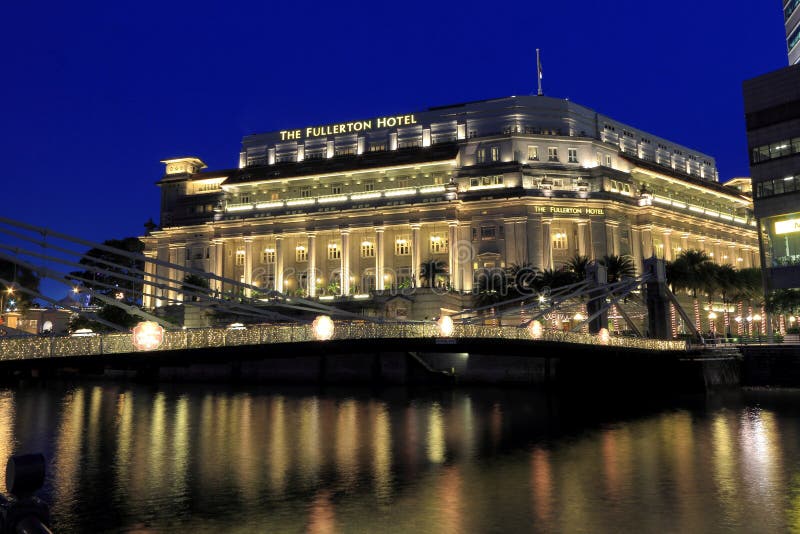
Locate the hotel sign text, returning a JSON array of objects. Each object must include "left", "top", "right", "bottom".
[
  {"left": 533, "top": 206, "right": 605, "bottom": 216},
  {"left": 775, "top": 218, "right": 800, "bottom": 235},
  {"left": 280, "top": 114, "right": 419, "bottom": 141}
]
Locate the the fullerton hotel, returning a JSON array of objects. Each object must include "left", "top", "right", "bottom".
[{"left": 143, "top": 95, "right": 759, "bottom": 317}]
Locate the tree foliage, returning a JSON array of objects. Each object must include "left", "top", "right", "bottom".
[
  {"left": 0, "top": 259, "right": 40, "bottom": 309},
  {"left": 68, "top": 237, "right": 144, "bottom": 304}
]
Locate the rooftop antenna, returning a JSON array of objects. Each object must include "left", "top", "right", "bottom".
[{"left": 536, "top": 48, "right": 543, "bottom": 96}]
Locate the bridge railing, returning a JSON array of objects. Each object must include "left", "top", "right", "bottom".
[{"left": 0, "top": 323, "right": 688, "bottom": 361}]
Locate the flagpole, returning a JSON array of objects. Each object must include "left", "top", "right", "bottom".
[{"left": 536, "top": 48, "right": 543, "bottom": 96}]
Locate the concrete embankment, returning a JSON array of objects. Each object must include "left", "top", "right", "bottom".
[{"left": 741, "top": 345, "right": 800, "bottom": 387}]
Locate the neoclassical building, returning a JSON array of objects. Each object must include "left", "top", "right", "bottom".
[{"left": 143, "top": 95, "right": 759, "bottom": 316}]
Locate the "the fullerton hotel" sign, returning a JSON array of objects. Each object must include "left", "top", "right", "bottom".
[{"left": 280, "top": 114, "right": 419, "bottom": 141}]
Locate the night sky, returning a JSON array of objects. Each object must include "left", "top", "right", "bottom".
[{"left": 0, "top": 0, "right": 789, "bottom": 298}]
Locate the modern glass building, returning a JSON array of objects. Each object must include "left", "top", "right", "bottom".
[
  {"left": 143, "top": 95, "right": 758, "bottom": 321},
  {"left": 787, "top": 0, "right": 800, "bottom": 65}
]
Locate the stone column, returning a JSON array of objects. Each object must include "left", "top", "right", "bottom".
[
  {"left": 641, "top": 225, "right": 654, "bottom": 259},
  {"left": 662, "top": 230, "right": 673, "bottom": 261},
  {"left": 503, "top": 219, "right": 518, "bottom": 267},
  {"left": 340, "top": 229, "right": 350, "bottom": 296},
  {"left": 449, "top": 221, "right": 459, "bottom": 290},
  {"left": 630, "top": 227, "right": 643, "bottom": 275},
  {"left": 459, "top": 225, "right": 474, "bottom": 291},
  {"left": 515, "top": 219, "right": 529, "bottom": 265},
  {"left": 727, "top": 243, "right": 736, "bottom": 265},
  {"left": 609, "top": 222, "right": 621, "bottom": 257},
  {"left": 714, "top": 241, "right": 723, "bottom": 264},
  {"left": 411, "top": 223, "right": 421, "bottom": 287},
  {"left": 142, "top": 251, "right": 156, "bottom": 309},
  {"left": 375, "top": 227, "right": 385, "bottom": 290},
  {"left": 307, "top": 232, "right": 317, "bottom": 297},
  {"left": 213, "top": 239, "right": 224, "bottom": 295},
  {"left": 577, "top": 221, "right": 588, "bottom": 257},
  {"left": 275, "top": 236, "right": 284, "bottom": 293},
  {"left": 244, "top": 237, "right": 253, "bottom": 296},
  {"left": 542, "top": 219, "right": 553, "bottom": 270},
  {"left": 680, "top": 233, "right": 689, "bottom": 255},
  {"left": 696, "top": 238, "right": 707, "bottom": 259},
  {"left": 167, "top": 245, "right": 180, "bottom": 303}
]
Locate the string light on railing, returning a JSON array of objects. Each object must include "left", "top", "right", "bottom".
[
  {"left": 312, "top": 315, "right": 334, "bottom": 341},
  {"left": 528, "top": 320, "right": 543, "bottom": 340},
  {"left": 598, "top": 328, "right": 611, "bottom": 345},
  {"left": 437, "top": 315, "right": 454, "bottom": 337}
]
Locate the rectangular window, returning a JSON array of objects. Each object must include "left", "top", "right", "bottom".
[
  {"left": 528, "top": 146, "right": 539, "bottom": 161},
  {"left": 397, "top": 177, "right": 411, "bottom": 188},
  {"left": 360, "top": 241, "right": 375, "bottom": 258},
  {"left": 270, "top": 192, "right": 280, "bottom": 201},
  {"left": 299, "top": 187, "right": 311, "bottom": 198},
  {"left": 261, "top": 248, "right": 276, "bottom": 264},
  {"left": 429, "top": 235, "right": 448, "bottom": 254},
  {"left": 548, "top": 147, "right": 559, "bottom": 162},
  {"left": 363, "top": 181, "right": 375, "bottom": 192},
  {"left": 331, "top": 184, "right": 343, "bottom": 195},
  {"left": 552, "top": 229, "right": 568, "bottom": 250},
  {"left": 394, "top": 238, "right": 410, "bottom": 256},
  {"left": 490, "top": 146, "right": 500, "bottom": 162},
  {"left": 480, "top": 226, "right": 496, "bottom": 240},
  {"left": 568, "top": 148, "right": 578, "bottom": 163},
  {"left": 327, "top": 243, "right": 340, "bottom": 260},
  {"left": 296, "top": 246, "right": 308, "bottom": 262},
  {"left": 235, "top": 250, "right": 245, "bottom": 266},
  {"left": 369, "top": 142, "right": 387, "bottom": 152},
  {"left": 476, "top": 149, "right": 485, "bottom": 164},
  {"left": 241, "top": 195, "right": 250, "bottom": 204},
  {"left": 605, "top": 155, "right": 612, "bottom": 167}
]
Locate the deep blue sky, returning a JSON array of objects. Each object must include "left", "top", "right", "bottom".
[{"left": 0, "top": 0, "right": 789, "bottom": 297}]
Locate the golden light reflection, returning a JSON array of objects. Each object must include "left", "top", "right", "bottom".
[
  {"left": 298, "top": 397, "right": 321, "bottom": 487},
  {"left": 427, "top": 403, "right": 445, "bottom": 464},
  {"left": 335, "top": 400, "right": 359, "bottom": 488},
  {"left": 0, "top": 392, "right": 16, "bottom": 483},
  {"left": 148, "top": 392, "right": 168, "bottom": 495},
  {"left": 233, "top": 394, "right": 259, "bottom": 502},
  {"left": 268, "top": 396, "right": 288, "bottom": 496},
  {"left": 371, "top": 401, "right": 392, "bottom": 500},
  {"left": 739, "top": 408, "right": 784, "bottom": 500},
  {"left": 530, "top": 448, "right": 553, "bottom": 525},
  {"left": 173, "top": 395, "right": 190, "bottom": 500},
  {"left": 53, "top": 388, "right": 84, "bottom": 516},
  {"left": 307, "top": 490, "right": 337, "bottom": 534},
  {"left": 114, "top": 391, "right": 134, "bottom": 501},
  {"left": 711, "top": 412, "right": 740, "bottom": 525},
  {"left": 490, "top": 403, "right": 503, "bottom": 449},
  {"left": 437, "top": 465, "right": 463, "bottom": 533}
]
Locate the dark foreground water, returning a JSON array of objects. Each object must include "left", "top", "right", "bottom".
[{"left": 2, "top": 383, "right": 800, "bottom": 533}]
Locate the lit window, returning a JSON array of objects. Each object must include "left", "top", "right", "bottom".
[
  {"left": 299, "top": 187, "right": 311, "bottom": 198},
  {"left": 363, "top": 181, "right": 375, "bottom": 192},
  {"left": 327, "top": 243, "right": 340, "bottom": 260},
  {"left": 235, "top": 250, "right": 245, "bottom": 266},
  {"left": 261, "top": 248, "right": 276, "bottom": 264},
  {"left": 331, "top": 184, "right": 343, "bottom": 195},
  {"left": 395, "top": 238, "right": 410, "bottom": 256},
  {"left": 480, "top": 226, "right": 496, "bottom": 240},
  {"left": 490, "top": 146, "right": 500, "bottom": 162},
  {"left": 568, "top": 148, "right": 578, "bottom": 163},
  {"left": 360, "top": 241, "right": 375, "bottom": 258},
  {"left": 476, "top": 149, "right": 485, "bottom": 164},
  {"left": 552, "top": 230, "right": 568, "bottom": 250},
  {"left": 397, "top": 177, "right": 411, "bottom": 188},
  {"left": 548, "top": 147, "right": 559, "bottom": 162},
  {"left": 430, "top": 235, "right": 448, "bottom": 254},
  {"left": 241, "top": 195, "right": 250, "bottom": 204},
  {"left": 605, "top": 155, "right": 612, "bottom": 166},
  {"left": 528, "top": 146, "right": 539, "bottom": 161},
  {"left": 296, "top": 246, "right": 308, "bottom": 262},
  {"left": 270, "top": 192, "right": 280, "bottom": 201}
]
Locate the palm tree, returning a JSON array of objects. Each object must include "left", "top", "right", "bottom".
[
  {"left": 419, "top": 259, "right": 448, "bottom": 288},
  {"left": 506, "top": 263, "right": 540, "bottom": 298},
  {"left": 181, "top": 273, "right": 211, "bottom": 302},
  {"left": 599, "top": 254, "right": 635, "bottom": 284},
  {"left": 565, "top": 254, "right": 590, "bottom": 282},
  {"left": 715, "top": 264, "right": 738, "bottom": 335},
  {"left": 668, "top": 249, "right": 712, "bottom": 331}
]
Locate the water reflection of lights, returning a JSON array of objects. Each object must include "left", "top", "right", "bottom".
[
  {"left": 335, "top": 400, "right": 359, "bottom": 487},
  {"left": 530, "top": 448, "right": 553, "bottom": 525},
  {"left": 371, "top": 401, "right": 392, "bottom": 500},
  {"left": 427, "top": 403, "right": 445, "bottom": 464},
  {"left": 0, "top": 392, "right": 15, "bottom": 486},
  {"left": 268, "top": 396, "right": 288, "bottom": 495},
  {"left": 739, "top": 408, "right": 782, "bottom": 494}
]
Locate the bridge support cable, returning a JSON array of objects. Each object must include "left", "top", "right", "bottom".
[
  {"left": 664, "top": 287, "right": 704, "bottom": 343},
  {"left": 608, "top": 298, "right": 643, "bottom": 337},
  {"left": 0, "top": 216, "right": 380, "bottom": 323},
  {"left": 0, "top": 250, "right": 174, "bottom": 330},
  {"left": 570, "top": 277, "right": 648, "bottom": 334},
  {"left": 452, "top": 280, "right": 592, "bottom": 324}
]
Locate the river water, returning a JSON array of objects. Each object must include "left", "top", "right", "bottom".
[{"left": 1, "top": 383, "right": 800, "bottom": 533}]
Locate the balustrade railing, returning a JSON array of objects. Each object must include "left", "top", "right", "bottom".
[{"left": 0, "top": 323, "right": 688, "bottom": 361}]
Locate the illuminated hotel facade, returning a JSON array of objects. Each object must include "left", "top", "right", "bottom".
[{"left": 143, "top": 95, "right": 758, "bottom": 317}]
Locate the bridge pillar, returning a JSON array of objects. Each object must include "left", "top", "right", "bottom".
[
  {"left": 585, "top": 262, "right": 608, "bottom": 334},
  {"left": 542, "top": 219, "right": 552, "bottom": 270},
  {"left": 577, "top": 220, "right": 588, "bottom": 258},
  {"left": 644, "top": 256, "right": 671, "bottom": 339},
  {"left": 142, "top": 251, "right": 156, "bottom": 309},
  {"left": 213, "top": 239, "right": 224, "bottom": 296},
  {"left": 244, "top": 237, "right": 253, "bottom": 296}
]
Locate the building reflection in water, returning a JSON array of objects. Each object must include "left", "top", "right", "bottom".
[{"left": 9, "top": 385, "right": 800, "bottom": 532}]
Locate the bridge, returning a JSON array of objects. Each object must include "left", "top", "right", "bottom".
[{"left": 0, "top": 216, "right": 704, "bottom": 371}]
